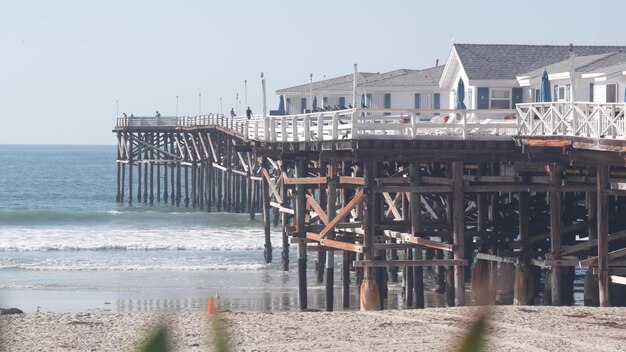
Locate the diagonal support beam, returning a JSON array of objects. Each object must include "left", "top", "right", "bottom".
[
  {"left": 306, "top": 194, "right": 328, "bottom": 225},
  {"left": 319, "top": 189, "right": 365, "bottom": 239}
]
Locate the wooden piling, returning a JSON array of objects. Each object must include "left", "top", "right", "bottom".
[
  {"left": 149, "top": 133, "right": 154, "bottom": 205},
  {"left": 452, "top": 161, "right": 465, "bottom": 306},
  {"left": 597, "top": 165, "right": 610, "bottom": 307},
  {"left": 360, "top": 161, "right": 381, "bottom": 311},
  {"left": 548, "top": 163, "right": 562, "bottom": 306},
  {"left": 409, "top": 162, "right": 424, "bottom": 308},
  {"left": 514, "top": 189, "right": 533, "bottom": 305},
  {"left": 325, "top": 160, "right": 337, "bottom": 312},
  {"left": 127, "top": 135, "right": 133, "bottom": 206},
  {"left": 261, "top": 157, "right": 272, "bottom": 263},
  {"left": 295, "top": 157, "right": 307, "bottom": 310},
  {"left": 281, "top": 171, "right": 290, "bottom": 271}
]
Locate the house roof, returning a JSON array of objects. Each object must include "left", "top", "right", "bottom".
[
  {"left": 454, "top": 44, "right": 626, "bottom": 80},
  {"left": 519, "top": 53, "right": 613, "bottom": 79},
  {"left": 276, "top": 67, "right": 443, "bottom": 94},
  {"left": 360, "top": 66, "right": 444, "bottom": 87}
]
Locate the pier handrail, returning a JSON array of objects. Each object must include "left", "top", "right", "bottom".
[
  {"left": 517, "top": 102, "right": 626, "bottom": 140},
  {"left": 116, "top": 108, "right": 520, "bottom": 141}
]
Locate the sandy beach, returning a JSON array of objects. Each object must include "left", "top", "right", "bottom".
[{"left": 2, "top": 306, "right": 626, "bottom": 351}]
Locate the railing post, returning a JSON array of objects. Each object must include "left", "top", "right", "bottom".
[
  {"left": 304, "top": 115, "right": 310, "bottom": 142},
  {"left": 270, "top": 116, "right": 277, "bottom": 142},
  {"left": 332, "top": 112, "right": 339, "bottom": 140},
  {"left": 292, "top": 116, "right": 299, "bottom": 142},
  {"left": 281, "top": 116, "right": 287, "bottom": 142},
  {"left": 462, "top": 111, "right": 467, "bottom": 140},
  {"left": 317, "top": 113, "right": 324, "bottom": 141},
  {"left": 351, "top": 110, "right": 358, "bottom": 140}
]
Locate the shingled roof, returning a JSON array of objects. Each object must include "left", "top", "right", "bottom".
[
  {"left": 276, "top": 67, "right": 442, "bottom": 94},
  {"left": 455, "top": 44, "right": 626, "bottom": 80}
]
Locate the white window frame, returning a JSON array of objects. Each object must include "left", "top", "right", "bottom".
[
  {"left": 557, "top": 84, "right": 571, "bottom": 102},
  {"left": 490, "top": 88, "right": 511, "bottom": 109}
]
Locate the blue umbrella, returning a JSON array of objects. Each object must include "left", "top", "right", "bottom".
[
  {"left": 456, "top": 79, "right": 466, "bottom": 109},
  {"left": 539, "top": 70, "right": 552, "bottom": 102},
  {"left": 312, "top": 96, "right": 317, "bottom": 110},
  {"left": 278, "top": 95, "right": 285, "bottom": 113}
]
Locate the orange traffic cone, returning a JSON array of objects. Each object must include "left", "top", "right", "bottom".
[{"left": 207, "top": 296, "right": 215, "bottom": 315}]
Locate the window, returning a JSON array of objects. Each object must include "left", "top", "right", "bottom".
[
  {"left": 533, "top": 89, "right": 540, "bottom": 103},
  {"left": 607, "top": 84, "right": 617, "bottom": 103},
  {"left": 286, "top": 98, "right": 291, "bottom": 114},
  {"left": 323, "top": 97, "right": 328, "bottom": 108},
  {"left": 433, "top": 93, "right": 440, "bottom": 115},
  {"left": 556, "top": 84, "right": 571, "bottom": 102},
  {"left": 589, "top": 83, "right": 594, "bottom": 102},
  {"left": 384, "top": 93, "right": 391, "bottom": 115},
  {"left": 414, "top": 94, "right": 421, "bottom": 109},
  {"left": 338, "top": 97, "right": 346, "bottom": 108},
  {"left": 490, "top": 89, "right": 510, "bottom": 109},
  {"left": 301, "top": 98, "right": 307, "bottom": 113}
]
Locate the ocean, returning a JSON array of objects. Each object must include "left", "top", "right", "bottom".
[
  {"left": 0, "top": 145, "right": 584, "bottom": 313},
  {"left": 0, "top": 144, "right": 308, "bottom": 313}
]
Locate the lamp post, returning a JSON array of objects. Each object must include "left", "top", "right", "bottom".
[
  {"left": 116, "top": 99, "right": 119, "bottom": 117},
  {"left": 245, "top": 79, "right": 248, "bottom": 110},
  {"left": 199, "top": 93, "right": 202, "bottom": 115},
  {"left": 176, "top": 95, "right": 179, "bottom": 117},
  {"left": 309, "top": 73, "right": 313, "bottom": 113},
  {"left": 220, "top": 97, "right": 223, "bottom": 115}
]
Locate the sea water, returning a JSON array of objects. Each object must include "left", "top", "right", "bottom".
[
  {"left": 0, "top": 144, "right": 307, "bottom": 313},
  {"left": 0, "top": 145, "right": 584, "bottom": 313}
]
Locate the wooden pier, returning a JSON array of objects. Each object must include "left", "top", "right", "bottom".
[{"left": 113, "top": 103, "right": 626, "bottom": 310}]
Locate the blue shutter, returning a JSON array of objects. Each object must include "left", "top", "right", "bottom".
[
  {"left": 414, "top": 94, "right": 421, "bottom": 109},
  {"left": 477, "top": 87, "right": 489, "bottom": 109},
  {"left": 301, "top": 98, "right": 307, "bottom": 113},
  {"left": 512, "top": 88, "right": 523, "bottom": 108},
  {"left": 339, "top": 97, "right": 346, "bottom": 108},
  {"left": 434, "top": 93, "right": 440, "bottom": 109},
  {"left": 384, "top": 93, "right": 391, "bottom": 115},
  {"left": 589, "top": 83, "right": 594, "bottom": 102}
]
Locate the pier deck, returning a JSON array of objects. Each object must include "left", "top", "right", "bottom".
[{"left": 114, "top": 104, "right": 626, "bottom": 310}]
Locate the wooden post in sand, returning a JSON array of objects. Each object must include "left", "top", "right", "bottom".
[
  {"left": 261, "top": 157, "right": 272, "bottom": 264},
  {"left": 409, "top": 162, "right": 425, "bottom": 308},
  {"left": 452, "top": 161, "right": 465, "bottom": 306},
  {"left": 325, "top": 160, "right": 337, "bottom": 311},
  {"left": 361, "top": 161, "right": 381, "bottom": 311},
  {"left": 514, "top": 186, "right": 533, "bottom": 305},
  {"left": 584, "top": 168, "right": 599, "bottom": 305},
  {"left": 597, "top": 165, "right": 610, "bottom": 307},
  {"left": 295, "top": 157, "right": 308, "bottom": 310},
  {"left": 548, "top": 163, "right": 562, "bottom": 306}
]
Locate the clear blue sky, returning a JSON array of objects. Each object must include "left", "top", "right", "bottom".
[{"left": 2, "top": 0, "right": 625, "bottom": 145}]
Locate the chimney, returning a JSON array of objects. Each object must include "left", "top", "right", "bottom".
[{"left": 436, "top": 59, "right": 439, "bottom": 67}]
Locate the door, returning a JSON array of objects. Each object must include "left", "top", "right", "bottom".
[{"left": 477, "top": 87, "right": 489, "bottom": 109}]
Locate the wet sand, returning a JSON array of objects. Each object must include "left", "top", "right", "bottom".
[{"left": 2, "top": 306, "right": 626, "bottom": 351}]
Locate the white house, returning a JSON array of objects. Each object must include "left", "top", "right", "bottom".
[
  {"left": 275, "top": 66, "right": 446, "bottom": 114},
  {"left": 440, "top": 44, "right": 626, "bottom": 111},
  {"left": 275, "top": 44, "right": 626, "bottom": 116}
]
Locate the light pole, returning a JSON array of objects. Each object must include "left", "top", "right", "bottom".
[
  {"left": 199, "top": 93, "right": 202, "bottom": 115},
  {"left": 245, "top": 79, "right": 248, "bottom": 110},
  {"left": 220, "top": 97, "right": 223, "bottom": 115},
  {"left": 309, "top": 73, "right": 313, "bottom": 113},
  {"left": 116, "top": 99, "right": 119, "bottom": 117},
  {"left": 176, "top": 95, "right": 179, "bottom": 117},
  {"left": 236, "top": 93, "right": 239, "bottom": 115}
]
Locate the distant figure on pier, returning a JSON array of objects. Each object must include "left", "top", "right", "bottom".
[
  {"left": 123, "top": 112, "right": 127, "bottom": 118},
  {"left": 246, "top": 107, "right": 253, "bottom": 119},
  {"left": 230, "top": 108, "right": 236, "bottom": 118},
  {"left": 155, "top": 111, "right": 161, "bottom": 117},
  {"left": 130, "top": 113, "right": 134, "bottom": 117}
]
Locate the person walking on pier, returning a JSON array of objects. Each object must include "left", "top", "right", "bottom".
[
  {"left": 246, "top": 106, "right": 253, "bottom": 119},
  {"left": 155, "top": 110, "right": 161, "bottom": 117},
  {"left": 230, "top": 107, "right": 236, "bottom": 118}
]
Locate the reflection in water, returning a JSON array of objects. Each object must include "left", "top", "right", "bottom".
[{"left": 108, "top": 267, "right": 587, "bottom": 313}]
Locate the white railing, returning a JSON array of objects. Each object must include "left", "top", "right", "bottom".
[
  {"left": 517, "top": 102, "right": 626, "bottom": 140},
  {"left": 247, "top": 108, "right": 518, "bottom": 142},
  {"left": 116, "top": 109, "right": 520, "bottom": 141}
]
